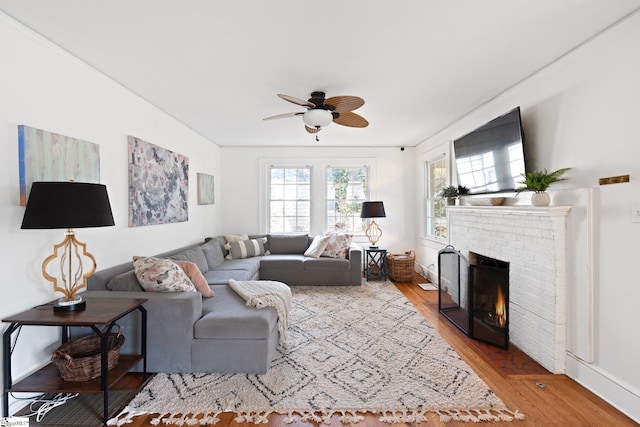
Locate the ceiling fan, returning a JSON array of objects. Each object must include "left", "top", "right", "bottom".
[{"left": 263, "top": 91, "right": 368, "bottom": 141}]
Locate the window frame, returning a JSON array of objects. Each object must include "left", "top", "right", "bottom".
[
  {"left": 325, "top": 165, "right": 369, "bottom": 234},
  {"left": 421, "top": 144, "right": 452, "bottom": 244},
  {"left": 260, "top": 157, "right": 377, "bottom": 237},
  {"left": 267, "top": 165, "right": 312, "bottom": 234}
]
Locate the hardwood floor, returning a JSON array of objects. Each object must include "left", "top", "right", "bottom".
[{"left": 84, "top": 275, "right": 640, "bottom": 426}]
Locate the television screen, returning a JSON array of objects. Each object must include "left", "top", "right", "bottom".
[{"left": 453, "top": 107, "right": 526, "bottom": 195}]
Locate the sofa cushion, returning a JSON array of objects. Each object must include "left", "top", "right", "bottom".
[
  {"left": 133, "top": 256, "right": 196, "bottom": 293},
  {"left": 303, "top": 257, "right": 350, "bottom": 270},
  {"left": 213, "top": 258, "right": 261, "bottom": 277},
  {"left": 106, "top": 270, "right": 144, "bottom": 292},
  {"left": 203, "top": 269, "right": 254, "bottom": 285},
  {"left": 322, "top": 232, "right": 354, "bottom": 259},
  {"left": 225, "top": 238, "right": 266, "bottom": 259},
  {"left": 201, "top": 238, "right": 226, "bottom": 268},
  {"left": 170, "top": 246, "right": 209, "bottom": 273},
  {"left": 259, "top": 255, "right": 304, "bottom": 271},
  {"left": 268, "top": 234, "right": 311, "bottom": 255},
  {"left": 174, "top": 260, "right": 215, "bottom": 297},
  {"left": 195, "top": 285, "right": 277, "bottom": 339}
]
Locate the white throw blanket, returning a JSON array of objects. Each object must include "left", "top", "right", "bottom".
[{"left": 228, "top": 279, "right": 292, "bottom": 345}]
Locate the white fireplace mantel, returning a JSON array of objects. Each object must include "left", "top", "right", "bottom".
[
  {"left": 447, "top": 205, "right": 571, "bottom": 216},
  {"left": 447, "top": 204, "right": 571, "bottom": 373}
]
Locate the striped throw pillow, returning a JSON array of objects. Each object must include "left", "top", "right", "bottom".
[{"left": 225, "top": 238, "right": 266, "bottom": 259}]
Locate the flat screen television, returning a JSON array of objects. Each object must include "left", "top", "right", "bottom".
[{"left": 453, "top": 107, "right": 527, "bottom": 195}]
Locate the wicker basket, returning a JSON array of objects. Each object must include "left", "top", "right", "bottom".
[
  {"left": 386, "top": 251, "right": 416, "bottom": 282},
  {"left": 51, "top": 325, "right": 125, "bottom": 382}
]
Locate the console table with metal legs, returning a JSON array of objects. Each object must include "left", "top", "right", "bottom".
[{"left": 2, "top": 296, "right": 147, "bottom": 423}]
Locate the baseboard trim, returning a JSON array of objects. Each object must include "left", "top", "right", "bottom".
[{"left": 565, "top": 353, "right": 640, "bottom": 423}]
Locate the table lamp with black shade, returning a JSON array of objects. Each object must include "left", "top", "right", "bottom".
[
  {"left": 360, "top": 201, "right": 386, "bottom": 248},
  {"left": 21, "top": 182, "right": 115, "bottom": 312}
]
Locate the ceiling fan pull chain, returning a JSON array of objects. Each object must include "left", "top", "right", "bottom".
[{"left": 315, "top": 134, "right": 320, "bottom": 142}]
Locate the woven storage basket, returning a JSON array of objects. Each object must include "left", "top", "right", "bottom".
[
  {"left": 51, "top": 325, "right": 124, "bottom": 382},
  {"left": 386, "top": 250, "right": 416, "bottom": 282}
]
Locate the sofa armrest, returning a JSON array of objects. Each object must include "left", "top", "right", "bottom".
[
  {"left": 348, "top": 242, "right": 363, "bottom": 285},
  {"left": 81, "top": 290, "right": 202, "bottom": 372}
]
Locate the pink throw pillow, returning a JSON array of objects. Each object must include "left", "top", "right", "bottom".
[{"left": 174, "top": 260, "right": 215, "bottom": 297}]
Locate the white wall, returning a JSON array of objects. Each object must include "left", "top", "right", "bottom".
[
  {"left": 0, "top": 13, "right": 221, "bottom": 413},
  {"left": 221, "top": 146, "right": 415, "bottom": 254},
  {"left": 414, "top": 12, "right": 640, "bottom": 421}
]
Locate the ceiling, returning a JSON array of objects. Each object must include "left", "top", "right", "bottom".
[{"left": 2, "top": 1, "right": 640, "bottom": 148}]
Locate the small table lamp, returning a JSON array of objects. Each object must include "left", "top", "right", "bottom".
[
  {"left": 360, "top": 201, "right": 386, "bottom": 248},
  {"left": 21, "top": 182, "right": 115, "bottom": 312}
]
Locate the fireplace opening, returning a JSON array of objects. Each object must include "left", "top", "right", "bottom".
[
  {"left": 469, "top": 252, "right": 509, "bottom": 349},
  {"left": 438, "top": 246, "right": 510, "bottom": 349}
]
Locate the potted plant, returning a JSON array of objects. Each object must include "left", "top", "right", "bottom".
[
  {"left": 516, "top": 167, "right": 571, "bottom": 206},
  {"left": 440, "top": 185, "right": 459, "bottom": 206}
]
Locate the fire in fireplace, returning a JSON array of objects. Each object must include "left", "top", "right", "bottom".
[{"left": 438, "top": 247, "right": 510, "bottom": 349}]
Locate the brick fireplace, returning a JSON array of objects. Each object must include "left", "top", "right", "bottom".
[{"left": 447, "top": 205, "right": 571, "bottom": 373}]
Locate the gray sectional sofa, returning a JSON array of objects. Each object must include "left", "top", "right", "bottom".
[{"left": 81, "top": 234, "right": 362, "bottom": 374}]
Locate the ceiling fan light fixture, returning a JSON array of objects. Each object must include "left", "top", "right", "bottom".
[{"left": 302, "top": 109, "right": 333, "bottom": 129}]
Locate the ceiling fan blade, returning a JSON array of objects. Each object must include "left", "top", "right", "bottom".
[
  {"left": 263, "top": 112, "right": 303, "bottom": 121},
  {"left": 333, "top": 111, "right": 369, "bottom": 128},
  {"left": 305, "top": 125, "right": 320, "bottom": 134},
  {"left": 325, "top": 96, "right": 364, "bottom": 113},
  {"left": 278, "top": 94, "right": 315, "bottom": 108}
]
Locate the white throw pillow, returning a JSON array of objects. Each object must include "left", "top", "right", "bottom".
[
  {"left": 224, "top": 233, "right": 249, "bottom": 243},
  {"left": 304, "top": 235, "right": 331, "bottom": 258}
]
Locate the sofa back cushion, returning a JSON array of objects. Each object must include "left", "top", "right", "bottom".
[
  {"left": 170, "top": 247, "right": 209, "bottom": 273},
  {"left": 201, "top": 239, "right": 226, "bottom": 269},
  {"left": 106, "top": 270, "right": 144, "bottom": 292},
  {"left": 268, "top": 234, "right": 311, "bottom": 255}
]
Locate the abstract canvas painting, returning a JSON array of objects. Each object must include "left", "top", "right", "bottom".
[
  {"left": 18, "top": 125, "right": 100, "bottom": 206},
  {"left": 197, "top": 173, "right": 215, "bottom": 205},
  {"left": 128, "top": 136, "right": 189, "bottom": 227}
]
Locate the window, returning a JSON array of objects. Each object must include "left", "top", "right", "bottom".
[
  {"left": 269, "top": 167, "right": 311, "bottom": 233},
  {"left": 425, "top": 157, "right": 447, "bottom": 239},
  {"left": 326, "top": 167, "right": 368, "bottom": 233}
]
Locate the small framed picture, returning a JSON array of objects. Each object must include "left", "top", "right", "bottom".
[{"left": 197, "top": 173, "right": 215, "bottom": 205}]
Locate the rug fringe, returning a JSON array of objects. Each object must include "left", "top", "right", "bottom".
[
  {"left": 106, "top": 405, "right": 149, "bottom": 426},
  {"left": 234, "top": 411, "right": 272, "bottom": 424},
  {"left": 437, "top": 409, "right": 526, "bottom": 423},
  {"left": 109, "top": 408, "right": 524, "bottom": 425},
  {"left": 379, "top": 410, "right": 428, "bottom": 423}
]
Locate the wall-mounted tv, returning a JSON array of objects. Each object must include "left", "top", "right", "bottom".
[{"left": 453, "top": 107, "right": 527, "bottom": 195}]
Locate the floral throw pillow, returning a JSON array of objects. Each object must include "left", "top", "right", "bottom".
[
  {"left": 321, "top": 232, "right": 353, "bottom": 259},
  {"left": 133, "top": 256, "right": 195, "bottom": 293}
]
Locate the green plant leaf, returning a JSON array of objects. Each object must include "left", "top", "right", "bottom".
[{"left": 516, "top": 167, "right": 571, "bottom": 194}]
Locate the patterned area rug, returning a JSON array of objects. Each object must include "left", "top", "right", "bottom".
[{"left": 108, "top": 281, "right": 524, "bottom": 425}]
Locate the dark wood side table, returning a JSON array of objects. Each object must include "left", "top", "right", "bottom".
[
  {"left": 364, "top": 247, "right": 387, "bottom": 280},
  {"left": 2, "top": 296, "right": 147, "bottom": 424}
]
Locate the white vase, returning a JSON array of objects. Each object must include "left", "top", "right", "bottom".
[{"left": 531, "top": 192, "right": 550, "bottom": 207}]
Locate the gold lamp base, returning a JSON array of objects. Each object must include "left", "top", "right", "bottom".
[
  {"left": 43, "top": 228, "right": 96, "bottom": 313},
  {"left": 365, "top": 219, "right": 383, "bottom": 247}
]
